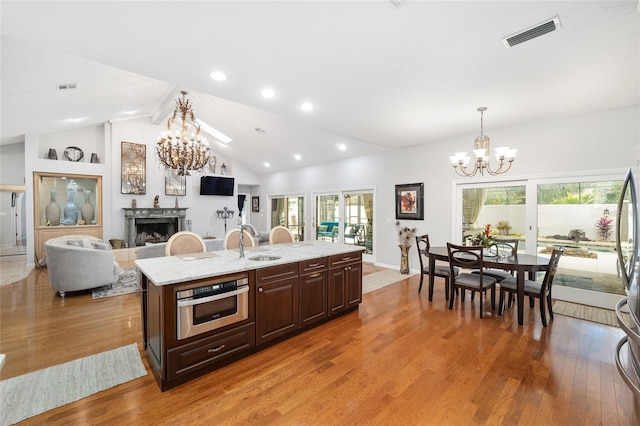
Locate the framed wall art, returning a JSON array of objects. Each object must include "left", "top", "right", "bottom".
[
  {"left": 395, "top": 183, "right": 424, "bottom": 220},
  {"left": 252, "top": 196, "right": 260, "bottom": 213},
  {"left": 165, "top": 174, "right": 186, "bottom": 196},
  {"left": 121, "top": 141, "right": 146, "bottom": 194}
]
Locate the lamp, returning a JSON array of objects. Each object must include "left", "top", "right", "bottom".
[
  {"left": 156, "top": 91, "right": 210, "bottom": 176},
  {"left": 450, "top": 107, "right": 517, "bottom": 177}
]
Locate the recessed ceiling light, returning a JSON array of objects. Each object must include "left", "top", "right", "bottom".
[
  {"left": 264, "top": 162, "right": 271, "bottom": 168},
  {"left": 123, "top": 109, "right": 137, "bottom": 114},
  {"left": 300, "top": 102, "right": 314, "bottom": 112},
  {"left": 261, "top": 88, "right": 276, "bottom": 99},
  {"left": 338, "top": 143, "right": 347, "bottom": 151},
  {"left": 68, "top": 116, "right": 85, "bottom": 122},
  {"left": 294, "top": 154, "right": 301, "bottom": 160},
  {"left": 209, "top": 71, "right": 227, "bottom": 81}
]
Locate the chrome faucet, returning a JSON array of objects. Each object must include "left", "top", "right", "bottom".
[{"left": 238, "top": 224, "right": 252, "bottom": 258}]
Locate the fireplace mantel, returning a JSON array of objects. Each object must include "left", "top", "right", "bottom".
[{"left": 123, "top": 208, "right": 188, "bottom": 248}]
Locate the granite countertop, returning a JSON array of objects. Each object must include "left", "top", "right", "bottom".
[{"left": 135, "top": 240, "right": 365, "bottom": 286}]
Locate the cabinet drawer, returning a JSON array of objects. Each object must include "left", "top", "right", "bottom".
[
  {"left": 256, "top": 263, "right": 298, "bottom": 283},
  {"left": 299, "top": 257, "right": 327, "bottom": 274},
  {"left": 329, "top": 252, "right": 362, "bottom": 268},
  {"left": 167, "top": 323, "right": 255, "bottom": 380}
]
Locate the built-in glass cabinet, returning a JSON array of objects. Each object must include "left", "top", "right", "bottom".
[{"left": 33, "top": 172, "right": 103, "bottom": 261}]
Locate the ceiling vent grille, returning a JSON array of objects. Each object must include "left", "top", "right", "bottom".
[
  {"left": 388, "top": 0, "right": 407, "bottom": 9},
  {"left": 56, "top": 83, "right": 77, "bottom": 90},
  {"left": 502, "top": 16, "right": 561, "bottom": 48}
]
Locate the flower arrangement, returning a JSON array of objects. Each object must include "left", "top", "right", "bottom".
[
  {"left": 395, "top": 220, "right": 417, "bottom": 248},
  {"left": 496, "top": 220, "right": 512, "bottom": 235},
  {"left": 469, "top": 223, "right": 496, "bottom": 248}
]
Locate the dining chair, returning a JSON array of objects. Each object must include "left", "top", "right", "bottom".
[
  {"left": 165, "top": 231, "right": 207, "bottom": 256},
  {"left": 447, "top": 242, "right": 498, "bottom": 318},
  {"left": 415, "top": 234, "right": 459, "bottom": 301},
  {"left": 269, "top": 225, "right": 294, "bottom": 244},
  {"left": 497, "top": 248, "right": 564, "bottom": 327},
  {"left": 472, "top": 238, "right": 519, "bottom": 282},
  {"left": 223, "top": 229, "right": 256, "bottom": 250}
]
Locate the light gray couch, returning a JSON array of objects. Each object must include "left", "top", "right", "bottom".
[
  {"left": 44, "top": 235, "right": 121, "bottom": 297},
  {"left": 135, "top": 238, "right": 225, "bottom": 259}
]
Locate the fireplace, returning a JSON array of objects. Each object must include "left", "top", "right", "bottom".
[{"left": 123, "top": 208, "right": 188, "bottom": 248}]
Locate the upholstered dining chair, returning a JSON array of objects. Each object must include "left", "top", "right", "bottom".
[
  {"left": 498, "top": 248, "right": 564, "bottom": 327},
  {"left": 415, "top": 234, "right": 459, "bottom": 301},
  {"left": 269, "top": 225, "right": 294, "bottom": 244},
  {"left": 165, "top": 231, "right": 207, "bottom": 256},
  {"left": 447, "top": 242, "right": 498, "bottom": 318},
  {"left": 223, "top": 229, "right": 256, "bottom": 250}
]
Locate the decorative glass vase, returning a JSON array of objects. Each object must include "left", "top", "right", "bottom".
[
  {"left": 44, "top": 189, "right": 61, "bottom": 225},
  {"left": 399, "top": 245, "right": 410, "bottom": 274},
  {"left": 81, "top": 189, "right": 95, "bottom": 223},
  {"left": 62, "top": 188, "right": 79, "bottom": 225}
]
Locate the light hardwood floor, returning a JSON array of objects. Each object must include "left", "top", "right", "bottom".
[{"left": 1, "top": 263, "right": 638, "bottom": 425}]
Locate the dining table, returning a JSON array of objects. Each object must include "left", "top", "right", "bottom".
[{"left": 428, "top": 246, "right": 551, "bottom": 325}]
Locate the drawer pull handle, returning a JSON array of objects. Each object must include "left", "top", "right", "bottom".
[
  {"left": 259, "top": 288, "right": 263, "bottom": 292},
  {"left": 208, "top": 345, "right": 226, "bottom": 353},
  {"left": 308, "top": 263, "right": 320, "bottom": 267},
  {"left": 309, "top": 273, "right": 320, "bottom": 278},
  {"left": 342, "top": 257, "right": 351, "bottom": 261}
]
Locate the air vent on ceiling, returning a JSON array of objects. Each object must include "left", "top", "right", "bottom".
[
  {"left": 502, "top": 16, "right": 561, "bottom": 48},
  {"left": 388, "top": 0, "right": 407, "bottom": 9},
  {"left": 56, "top": 83, "right": 77, "bottom": 90}
]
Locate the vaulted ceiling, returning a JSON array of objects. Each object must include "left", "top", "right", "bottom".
[{"left": 1, "top": 1, "right": 638, "bottom": 173}]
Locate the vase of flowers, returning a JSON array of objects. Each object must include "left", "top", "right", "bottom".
[
  {"left": 469, "top": 223, "right": 496, "bottom": 248},
  {"left": 395, "top": 221, "right": 417, "bottom": 274}
]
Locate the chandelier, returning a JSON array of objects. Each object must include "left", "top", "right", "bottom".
[
  {"left": 156, "top": 91, "right": 210, "bottom": 176},
  {"left": 449, "top": 107, "right": 516, "bottom": 177}
]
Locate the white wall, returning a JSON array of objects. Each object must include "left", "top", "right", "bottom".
[{"left": 256, "top": 104, "right": 640, "bottom": 270}]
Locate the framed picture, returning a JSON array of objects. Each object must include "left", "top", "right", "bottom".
[
  {"left": 395, "top": 183, "right": 424, "bottom": 220},
  {"left": 121, "top": 141, "right": 146, "bottom": 194},
  {"left": 165, "top": 174, "right": 186, "bottom": 196},
  {"left": 252, "top": 196, "right": 260, "bottom": 213}
]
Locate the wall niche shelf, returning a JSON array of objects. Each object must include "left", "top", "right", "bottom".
[{"left": 33, "top": 171, "right": 103, "bottom": 261}]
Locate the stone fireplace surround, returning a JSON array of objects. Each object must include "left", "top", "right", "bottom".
[{"left": 123, "top": 208, "right": 188, "bottom": 248}]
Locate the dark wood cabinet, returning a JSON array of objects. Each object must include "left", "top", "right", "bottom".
[
  {"left": 255, "top": 263, "right": 299, "bottom": 345},
  {"left": 299, "top": 257, "right": 328, "bottom": 328},
  {"left": 328, "top": 252, "right": 363, "bottom": 316},
  {"left": 141, "top": 249, "right": 362, "bottom": 391}
]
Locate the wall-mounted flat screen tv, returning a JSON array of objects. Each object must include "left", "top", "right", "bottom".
[{"left": 200, "top": 176, "right": 235, "bottom": 196}]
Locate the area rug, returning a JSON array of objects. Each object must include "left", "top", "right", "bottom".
[
  {"left": 0, "top": 343, "right": 147, "bottom": 425},
  {"left": 553, "top": 300, "right": 630, "bottom": 327},
  {"left": 363, "top": 268, "right": 415, "bottom": 294},
  {"left": 92, "top": 267, "right": 139, "bottom": 300}
]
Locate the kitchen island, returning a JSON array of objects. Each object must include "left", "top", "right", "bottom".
[{"left": 136, "top": 241, "right": 364, "bottom": 391}]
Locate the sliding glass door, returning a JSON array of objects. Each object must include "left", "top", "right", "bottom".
[
  {"left": 314, "top": 189, "right": 375, "bottom": 263},
  {"left": 270, "top": 195, "right": 305, "bottom": 241},
  {"left": 537, "top": 178, "right": 625, "bottom": 305},
  {"left": 456, "top": 173, "right": 627, "bottom": 309}
]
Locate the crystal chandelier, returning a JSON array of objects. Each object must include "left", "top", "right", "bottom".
[
  {"left": 156, "top": 91, "right": 210, "bottom": 176},
  {"left": 449, "top": 107, "right": 516, "bottom": 177}
]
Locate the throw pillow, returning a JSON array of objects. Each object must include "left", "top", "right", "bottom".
[
  {"left": 66, "top": 240, "right": 83, "bottom": 247},
  {"left": 319, "top": 225, "right": 328, "bottom": 232},
  {"left": 81, "top": 238, "right": 94, "bottom": 249}
]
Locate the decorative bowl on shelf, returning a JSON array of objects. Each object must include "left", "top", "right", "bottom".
[{"left": 63, "top": 146, "right": 84, "bottom": 162}]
